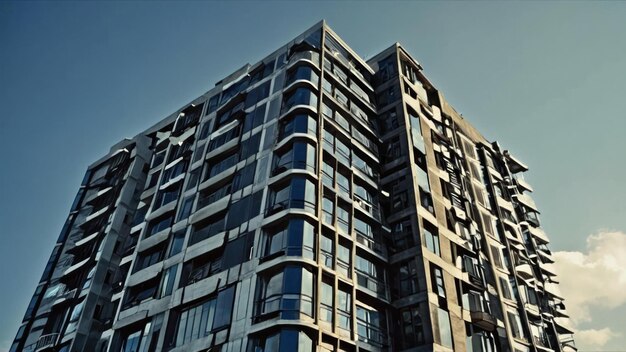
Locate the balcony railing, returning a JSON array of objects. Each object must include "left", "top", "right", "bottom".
[
  {"left": 254, "top": 293, "right": 314, "bottom": 323},
  {"left": 355, "top": 231, "right": 385, "bottom": 256},
  {"left": 356, "top": 321, "right": 388, "bottom": 347},
  {"left": 35, "top": 333, "right": 59, "bottom": 351},
  {"left": 265, "top": 199, "right": 316, "bottom": 216},
  {"left": 356, "top": 271, "right": 387, "bottom": 299}
]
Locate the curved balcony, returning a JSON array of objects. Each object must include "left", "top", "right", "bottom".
[
  {"left": 280, "top": 87, "right": 318, "bottom": 116},
  {"left": 287, "top": 50, "right": 320, "bottom": 68}
]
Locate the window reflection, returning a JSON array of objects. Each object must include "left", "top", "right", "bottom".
[
  {"left": 272, "top": 142, "right": 316, "bottom": 176},
  {"left": 267, "top": 177, "right": 316, "bottom": 215},
  {"left": 255, "top": 266, "right": 315, "bottom": 322},
  {"left": 264, "top": 218, "right": 316, "bottom": 261}
]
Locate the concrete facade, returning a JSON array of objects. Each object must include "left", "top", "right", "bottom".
[{"left": 11, "top": 21, "right": 575, "bottom": 352}]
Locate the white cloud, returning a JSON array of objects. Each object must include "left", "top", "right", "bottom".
[
  {"left": 552, "top": 231, "right": 626, "bottom": 350},
  {"left": 575, "top": 328, "right": 619, "bottom": 348}
]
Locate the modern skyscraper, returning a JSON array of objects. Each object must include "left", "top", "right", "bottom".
[{"left": 11, "top": 21, "right": 576, "bottom": 352}]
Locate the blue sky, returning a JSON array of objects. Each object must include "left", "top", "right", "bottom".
[{"left": 1, "top": 1, "right": 625, "bottom": 350}]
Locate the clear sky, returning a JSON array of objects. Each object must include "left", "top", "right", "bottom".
[{"left": 1, "top": 1, "right": 625, "bottom": 351}]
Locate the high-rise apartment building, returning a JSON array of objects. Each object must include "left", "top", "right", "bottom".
[{"left": 11, "top": 21, "right": 576, "bottom": 352}]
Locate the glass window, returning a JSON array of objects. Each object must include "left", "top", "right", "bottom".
[
  {"left": 385, "top": 136, "right": 402, "bottom": 161},
  {"left": 232, "top": 161, "right": 257, "bottom": 192},
  {"left": 146, "top": 170, "right": 161, "bottom": 189},
  {"left": 336, "top": 170, "right": 350, "bottom": 195},
  {"left": 123, "top": 277, "right": 159, "bottom": 309},
  {"left": 499, "top": 277, "right": 512, "bottom": 300},
  {"left": 206, "top": 95, "right": 219, "bottom": 115},
  {"left": 320, "top": 234, "right": 333, "bottom": 269},
  {"left": 243, "top": 103, "right": 266, "bottom": 133},
  {"left": 265, "top": 219, "right": 315, "bottom": 260},
  {"left": 336, "top": 203, "right": 350, "bottom": 234},
  {"left": 146, "top": 215, "right": 173, "bottom": 238},
  {"left": 121, "top": 329, "right": 142, "bottom": 352},
  {"left": 322, "top": 196, "right": 334, "bottom": 225},
  {"left": 337, "top": 288, "right": 351, "bottom": 331},
  {"left": 321, "top": 159, "right": 334, "bottom": 189},
  {"left": 173, "top": 286, "right": 235, "bottom": 347},
  {"left": 161, "top": 160, "right": 188, "bottom": 185},
  {"left": 396, "top": 259, "right": 418, "bottom": 297},
  {"left": 353, "top": 152, "right": 376, "bottom": 178},
  {"left": 160, "top": 264, "right": 178, "bottom": 298},
  {"left": 267, "top": 177, "right": 316, "bottom": 214},
  {"left": 65, "top": 300, "right": 85, "bottom": 335},
  {"left": 213, "top": 285, "right": 236, "bottom": 328},
  {"left": 278, "top": 113, "right": 317, "bottom": 141},
  {"left": 432, "top": 266, "right": 446, "bottom": 298},
  {"left": 151, "top": 150, "right": 166, "bottom": 169},
  {"left": 272, "top": 142, "right": 316, "bottom": 176},
  {"left": 400, "top": 306, "right": 425, "bottom": 348},
  {"left": 189, "top": 217, "right": 225, "bottom": 245},
  {"left": 152, "top": 184, "right": 181, "bottom": 211},
  {"left": 168, "top": 230, "right": 186, "bottom": 257},
  {"left": 320, "top": 281, "right": 333, "bottom": 323},
  {"left": 507, "top": 311, "right": 525, "bottom": 339},
  {"left": 282, "top": 87, "right": 318, "bottom": 114},
  {"left": 437, "top": 308, "right": 454, "bottom": 348},
  {"left": 134, "top": 245, "right": 166, "bottom": 273},
  {"left": 185, "top": 168, "right": 200, "bottom": 191},
  {"left": 392, "top": 219, "right": 414, "bottom": 251},
  {"left": 248, "top": 329, "right": 314, "bottom": 352},
  {"left": 221, "top": 232, "right": 255, "bottom": 269},
  {"left": 424, "top": 223, "right": 440, "bottom": 256},
  {"left": 245, "top": 81, "right": 271, "bottom": 109},
  {"left": 197, "top": 182, "right": 231, "bottom": 209},
  {"left": 239, "top": 133, "right": 262, "bottom": 160},
  {"left": 82, "top": 266, "right": 96, "bottom": 290},
  {"left": 257, "top": 266, "right": 314, "bottom": 321},
  {"left": 175, "top": 292, "right": 216, "bottom": 347},
  {"left": 285, "top": 65, "right": 319, "bottom": 87},
  {"left": 207, "top": 152, "right": 239, "bottom": 179},
  {"left": 356, "top": 306, "right": 386, "bottom": 346},
  {"left": 355, "top": 255, "right": 385, "bottom": 296},
  {"left": 225, "top": 191, "right": 263, "bottom": 230},
  {"left": 177, "top": 197, "right": 194, "bottom": 222},
  {"left": 337, "top": 242, "right": 351, "bottom": 278}
]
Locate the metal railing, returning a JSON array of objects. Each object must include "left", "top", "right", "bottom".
[{"left": 35, "top": 333, "right": 59, "bottom": 350}]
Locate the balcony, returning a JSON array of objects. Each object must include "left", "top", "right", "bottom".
[
  {"left": 265, "top": 199, "right": 316, "bottom": 217},
  {"left": 514, "top": 176, "right": 534, "bottom": 193},
  {"left": 287, "top": 50, "right": 320, "bottom": 68},
  {"left": 514, "top": 193, "right": 539, "bottom": 213},
  {"left": 355, "top": 231, "right": 386, "bottom": 257},
  {"left": 355, "top": 271, "right": 387, "bottom": 300},
  {"left": 35, "top": 333, "right": 59, "bottom": 351},
  {"left": 523, "top": 211, "right": 541, "bottom": 227},
  {"left": 461, "top": 256, "right": 484, "bottom": 288},
  {"left": 533, "top": 335, "right": 554, "bottom": 351},
  {"left": 470, "top": 310, "right": 497, "bottom": 332},
  {"left": 559, "top": 334, "right": 577, "bottom": 351},
  {"left": 52, "top": 287, "right": 77, "bottom": 307},
  {"left": 516, "top": 263, "right": 534, "bottom": 280},
  {"left": 504, "top": 151, "right": 529, "bottom": 174}
]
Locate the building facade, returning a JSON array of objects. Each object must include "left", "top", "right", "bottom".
[{"left": 11, "top": 21, "right": 576, "bottom": 352}]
